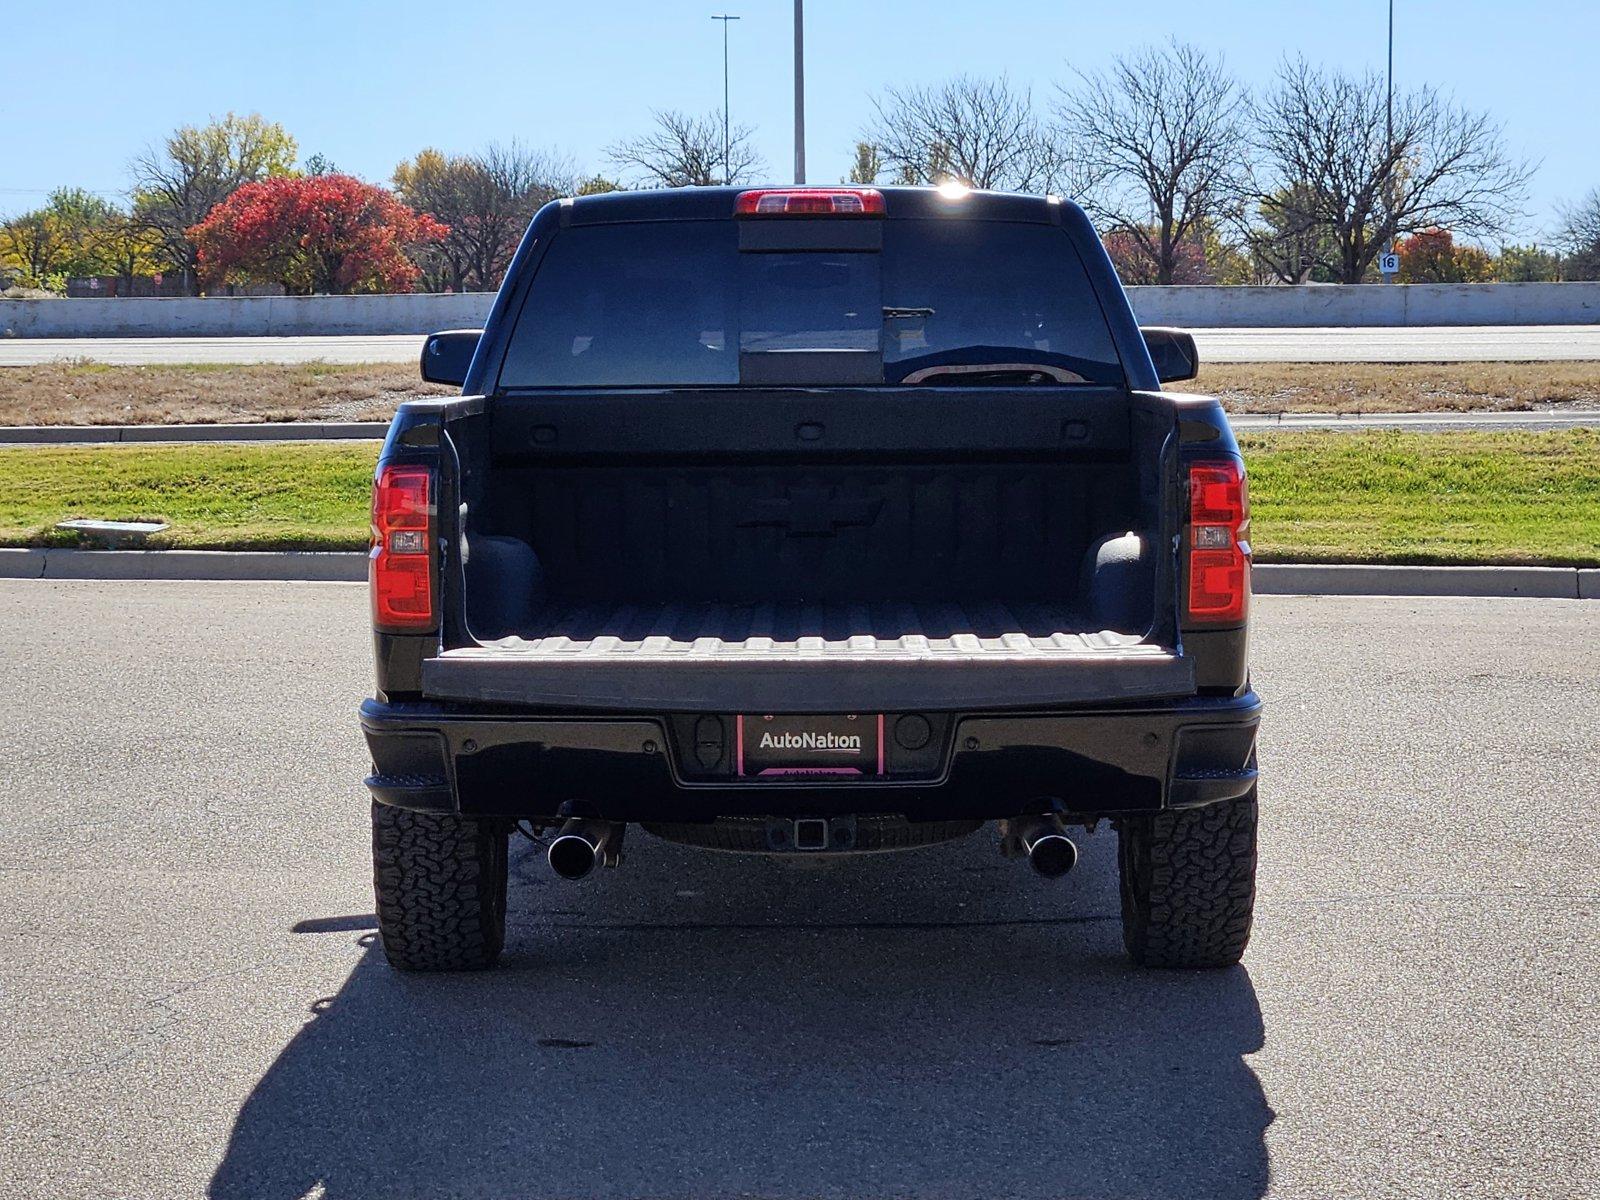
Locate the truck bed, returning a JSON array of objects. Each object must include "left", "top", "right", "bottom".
[{"left": 435, "top": 387, "right": 1187, "bottom": 712}]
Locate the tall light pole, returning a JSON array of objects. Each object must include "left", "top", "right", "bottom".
[
  {"left": 1386, "top": 0, "right": 1396, "bottom": 261},
  {"left": 793, "top": 0, "right": 806, "bottom": 183},
  {"left": 711, "top": 14, "right": 740, "bottom": 185}
]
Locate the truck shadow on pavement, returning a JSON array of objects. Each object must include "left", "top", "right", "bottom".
[{"left": 211, "top": 831, "right": 1271, "bottom": 1200}]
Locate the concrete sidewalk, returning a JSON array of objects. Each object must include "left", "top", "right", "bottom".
[{"left": 1, "top": 548, "right": 1594, "bottom": 598}]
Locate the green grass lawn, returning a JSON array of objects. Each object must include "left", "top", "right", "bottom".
[
  {"left": 0, "top": 443, "right": 377, "bottom": 552},
  {"left": 1240, "top": 430, "right": 1600, "bottom": 566},
  {"left": 2, "top": 430, "right": 1596, "bottom": 565}
]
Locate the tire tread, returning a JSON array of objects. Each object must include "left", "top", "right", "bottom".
[
  {"left": 371, "top": 801, "right": 507, "bottom": 972},
  {"left": 1119, "top": 790, "right": 1257, "bottom": 969}
]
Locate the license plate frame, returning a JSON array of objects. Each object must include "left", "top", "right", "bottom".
[{"left": 735, "top": 713, "right": 885, "bottom": 779}]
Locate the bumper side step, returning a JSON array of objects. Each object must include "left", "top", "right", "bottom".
[{"left": 366, "top": 771, "right": 454, "bottom": 812}]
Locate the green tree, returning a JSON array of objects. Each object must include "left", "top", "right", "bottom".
[
  {"left": 130, "top": 112, "right": 298, "bottom": 294},
  {"left": 43, "top": 188, "right": 119, "bottom": 278},
  {"left": 1239, "top": 185, "right": 1344, "bottom": 283},
  {"left": 0, "top": 210, "right": 69, "bottom": 291},
  {"left": 1495, "top": 244, "right": 1559, "bottom": 282},
  {"left": 845, "top": 142, "right": 882, "bottom": 185},
  {"left": 93, "top": 213, "right": 164, "bottom": 292}
]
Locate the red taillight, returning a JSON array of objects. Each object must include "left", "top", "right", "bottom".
[
  {"left": 370, "top": 465, "right": 435, "bottom": 630},
  {"left": 1186, "top": 460, "right": 1250, "bottom": 625},
  {"left": 734, "top": 188, "right": 886, "bottom": 216}
]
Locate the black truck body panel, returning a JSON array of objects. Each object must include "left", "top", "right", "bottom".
[
  {"left": 362, "top": 692, "right": 1260, "bottom": 822},
  {"left": 365, "top": 186, "right": 1257, "bottom": 832}
]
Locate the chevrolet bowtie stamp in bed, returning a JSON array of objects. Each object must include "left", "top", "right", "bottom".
[
  {"left": 362, "top": 184, "right": 1261, "bottom": 974},
  {"left": 737, "top": 488, "right": 885, "bottom": 537}
]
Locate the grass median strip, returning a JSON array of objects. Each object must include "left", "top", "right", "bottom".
[
  {"left": 1169, "top": 361, "right": 1600, "bottom": 413},
  {"left": 0, "top": 361, "right": 451, "bottom": 426},
  {"left": 1, "top": 431, "right": 1596, "bottom": 565}
]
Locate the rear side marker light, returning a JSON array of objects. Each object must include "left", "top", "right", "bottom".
[
  {"left": 1186, "top": 460, "right": 1250, "bottom": 625},
  {"left": 371, "top": 465, "right": 435, "bottom": 630},
  {"left": 734, "top": 188, "right": 885, "bottom": 216}
]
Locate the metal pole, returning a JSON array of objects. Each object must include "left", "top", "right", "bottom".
[
  {"left": 711, "top": 15, "right": 739, "bottom": 184},
  {"left": 1386, "top": 0, "right": 1395, "bottom": 261},
  {"left": 793, "top": 0, "right": 806, "bottom": 183}
]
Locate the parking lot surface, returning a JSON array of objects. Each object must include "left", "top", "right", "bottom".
[{"left": 0, "top": 582, "right": 1595, "bottom": 1199}]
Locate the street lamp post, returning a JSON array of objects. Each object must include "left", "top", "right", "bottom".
[
  {"left": 793, "top": 0, "right": 806, "bottom": 184},
  {"left": 711, "top": 14, "right": 740, "bottom": 185},
  {"left": 1386, "top": 0, "right": 1396, "bottom": 265}
]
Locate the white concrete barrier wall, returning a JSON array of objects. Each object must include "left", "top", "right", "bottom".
[
  {"left": 2, "top": 282, "right": 1599, "bottom": 338},
  {"left": 0, "top": 293, "right": 497, "bottom": 338},
  {"left": 1127, "top": 282, "right": 1600, "bottom": 328}
]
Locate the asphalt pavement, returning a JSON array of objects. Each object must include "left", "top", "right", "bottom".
[
  {"left": 3, "top": 324, "right": 1600, "bottom": 366},
  {"left": 0, "top": 581, "right": 1595, "bottom": 1199}
]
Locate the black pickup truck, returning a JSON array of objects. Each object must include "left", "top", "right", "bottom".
[{"left": 361, "top": 185, "right": 1260, "bottom": 973}]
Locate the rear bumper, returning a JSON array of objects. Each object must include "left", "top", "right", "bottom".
[{"left": 360, "top": 691, "right": 1261, "bottom": 823}]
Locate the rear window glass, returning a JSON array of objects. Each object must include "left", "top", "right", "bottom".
[{"left": 498, "top": 217, "right": 1123, "bottom": 387}]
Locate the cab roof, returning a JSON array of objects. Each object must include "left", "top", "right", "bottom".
[{"left": 561, "top": 185, "right": 1077, "bottom": 226}]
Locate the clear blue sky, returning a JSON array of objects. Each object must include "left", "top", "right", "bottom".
[{"left": 3, "top": 0, "right": 1594, "bottom": 237}]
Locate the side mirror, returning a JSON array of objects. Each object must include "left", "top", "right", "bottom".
[
  {"left": 420, "top": 329, "right": 482, "bottom": 387},
  {"left": 1141, "top": 326, "right": 1199, "bottom": 384}
]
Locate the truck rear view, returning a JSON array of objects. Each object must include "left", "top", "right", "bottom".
[{"left": 362, "top": 186, "right": 1260, "bottom": 973}]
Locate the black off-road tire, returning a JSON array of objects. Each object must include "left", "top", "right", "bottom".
[
  {"left": 371, "top": 801, "right": 508, "bottom": 972},
  {"left": 1117, "top": 788, "right": 1257, "bottom": 969}
]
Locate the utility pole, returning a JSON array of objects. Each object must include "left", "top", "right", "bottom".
[
  {"left": 711, "top": 14, "right": 740, "bottom": 185},
  {"left": 793, "top": 0, "right": 806, "bottom": 183}
]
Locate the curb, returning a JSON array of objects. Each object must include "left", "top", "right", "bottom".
[
  {"left": 1, "top": 549, "right": 1594, "bottom": 597},
  {"left": 0, "top": 549, "right": 366, "bottom": 582},
  {"left": 0, "top": 422, "right": 388, "bottom": 444},
  {"left": 3, "top": 411, "right": 1600, "bottom": 445},
  {"left": 1256, "top": 562, "right": 1593, "bottom": 599}
]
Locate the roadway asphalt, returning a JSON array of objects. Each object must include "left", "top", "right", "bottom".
[
  {"left": 2, "top": 324, "right": 1600, "bottom": 366},
  {"left": 0, "top": 582, "right": 1596, "bottom": 1199}
]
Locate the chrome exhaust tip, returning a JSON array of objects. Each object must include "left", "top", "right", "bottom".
[
  {"left": 1024, "top": 830, "right": 1078, "bottom": 878},
  {"left": 1001, "top": 815, "right": 1079, "bottom": 879},
  {"left": 547, "top": 818, "right": 621, "bottom": 880}
]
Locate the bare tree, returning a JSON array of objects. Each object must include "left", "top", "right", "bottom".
[
  {"left": 606, "top": 111, "right": 764, "bottom": 188},
  {"left": 1058, "top": 41, "right": 1247, "bottom": 285},
  {"left": 1556, "top": 189, "right": 1600, "bottom": 280},
  {"left": 394, "top": 142, "right": 575, "bottom": 291},
  {"left": 129, "top": 113, "right": 298, "bottom": 294},
  {"left": 863, "top": 76, "right": 1063, "bottom": 193},
  {"left": 1252, "top": 58, "right": 1531, "bottom": 284}
]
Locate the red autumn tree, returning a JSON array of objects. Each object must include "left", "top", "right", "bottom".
[
  {"left": 1102, "top": 227, "right": 1210, "bottom": 286},
  {"left": 1396, "top": 227, "right": 1495, "bottom": 283},
  {"left": 189, "top": 174, "right": 448, "bottom": 294}
]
